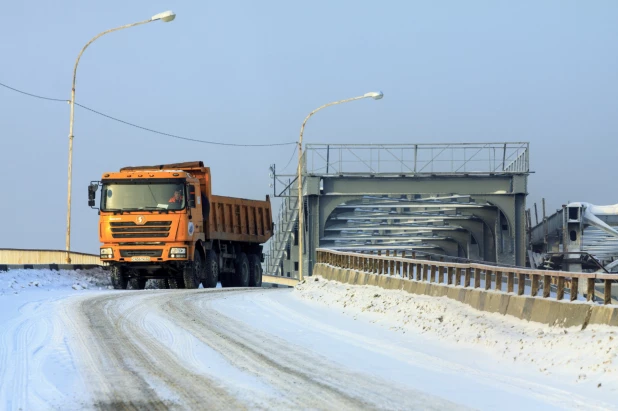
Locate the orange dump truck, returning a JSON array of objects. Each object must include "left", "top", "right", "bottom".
[{"left": 88, "top": 161, "right": 273, "bottom": 289}]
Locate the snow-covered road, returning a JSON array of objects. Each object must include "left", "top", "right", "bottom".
[{"left": 0, "top": 269, "right": 617, "bottom": 410}]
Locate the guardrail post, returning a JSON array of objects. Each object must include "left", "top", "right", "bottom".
[
  {"left": 485, "top": 269, "right": 492, "bottom": 290},
  {"left": 374, "top": 250, "right": 382, "bottom": 274},
  {"left": 605, "top": 280, "right": 612, "bottom": 305},
  {"left": 438, "top": 258, "right": 444, "bottom": 283},
  {"left": 518, "top": 273, "right": 525, "bottom": 295},
  {"left": 570, "top": 277, "right": 579, "bottom": 301},
  {"left": 447, "top": 267, "right": 453, "bottom": 285},
  {"left": 390, "top": 251, "right": 395, "bottom": 276},
  {"left": 496, "top": 271, "right": 503, "bottom": 291},
  {"left": 430, "top": 264, "right": 436, "bottom": 283},
  {"left": 401, "top": 251, "right": 406, "bottom": 277},
  {"left": 474, "top": 268, "right": 480, "bottom": 288},
  {"left": 464, "top": 267, "right": 471, "bottom": 287},
  {"left": 587, "top": 278, "right": 595, "bottom": 302},
  {"left": 557, "top": 277, "right": 565, "bottom": 301},
  {"left": 543, "top": 275, "right": 551, "bottom": 298},
  {"left": 416, "top": 263, "right": 421, "bottom": 281},
  {"left": 531, "top": 275, "right": 539, "bottom": 297},
  {"left": 507, "top": 272, "right": 514, "bottom": 293},
  {"left": 385, "top": 250, "right": 390, "bottom": 274},
  {"left": 423, "top": 264, "right": 429, "bottom": 281},
  {"left": 372, "top": 251, "right": 376, "bottom": 273},
  {"left": 455, "top": 267, "right": 461, "bottom": 286},
  {"left": 395, "top": 251, "right": 400, "bottom": 276}
]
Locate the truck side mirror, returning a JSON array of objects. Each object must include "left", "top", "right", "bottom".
[
  {"left": 88, "top": 184, "right": 97, "bottom": 207},
  {"left": 187, "top": 187, "right": 196, "bottom": 208}
]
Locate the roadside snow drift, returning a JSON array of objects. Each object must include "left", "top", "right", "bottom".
[
  {"left": 0, "top": 267, "right": 111, "bottom": 295},
  {"left": 295, "top": 276, "right": 618, "bottom": 389}
]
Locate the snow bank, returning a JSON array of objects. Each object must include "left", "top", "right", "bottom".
[
  {"left": 0, "top": 267, "right": 111, "bottom": 295},
  {"left": 295, "top": 276, "right": 618, "bottom": 387}
]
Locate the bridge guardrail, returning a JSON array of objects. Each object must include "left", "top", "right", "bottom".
[{"left": 316, "top": 248, "right": 616, "bottom": 305}]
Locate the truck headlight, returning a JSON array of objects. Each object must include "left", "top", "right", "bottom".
[
  {"left": 169, "top": 247, "right": 187, "bottom": 258},
  {"left": 100, "top": 248, "right": 113, "bottom": 258}
]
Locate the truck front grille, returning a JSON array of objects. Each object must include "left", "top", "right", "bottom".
[
  {"left": 120, "top": 249, "right": 163, "bottom": 257},
  {"left": 111, "top": 221, "right": 172, "bottom": 239}
]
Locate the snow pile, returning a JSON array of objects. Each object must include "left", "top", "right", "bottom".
[
  {"left": 0, "top": 267, "right": 111, "bottom": 295},
  {"left": 295, "top": 276, "right": 618, "bottom": 386}
]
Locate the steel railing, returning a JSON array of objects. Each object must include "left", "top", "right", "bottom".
[{"left": 316, "top": 248, "right": 617, "bottom": 305}]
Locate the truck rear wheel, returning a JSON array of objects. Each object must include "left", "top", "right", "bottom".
[
  {"left": 202, "top": 249, "right": 219, "bottom": 288},
  {"left": 248, "top": 254, "right": 262, "bottom": 287},
  {"left": 234, "top": 252, "right": 250, "bottom": 287},
  {"left": 129, "top": 278, "right": 147, "bottom": 290},
  {"left": 168, "top": 278, "right": 185, "bottom": 289},
  {"left": 156, "top": 279, "right": 170, "bottom": 289},
  {"left": 110, "top": 266, "right": 128, "bottom": 290},
  {"left": 183, "top": 251, "right": 203, "bottom": 289}
]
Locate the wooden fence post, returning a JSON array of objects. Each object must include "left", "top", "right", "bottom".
[
  {"left": 531, "top": 275, "right": 539, "bottom": 297},
  {"left": 556, "top": 277, "right": 565, "bottom": 301},
  {"left": 570, "top": 277, "right": 578, "bottom": 301},
  {"left": 587, "top": 278, "right": 595, "bottom": 302},
  {"left": 495, "top": 271, "right": 503, "bottom": 291},
  {"left": 543, "top": 275, "right": 551, "bottom": 298}
]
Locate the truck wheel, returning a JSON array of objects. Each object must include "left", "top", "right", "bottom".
[
  {"left": 248, "top": 254, "right": 263, "bottom": 287},
  {"left": 168, "top": 278, "right": 185, "bottom": 289},
  {"left": 202, "top": 249, "right": 219, "bottom": 289},
  {"left": 234, "top": 252, "right": 250, "bottom": 287},
  {"left": 183, "top": 251, "right": 203, "bottom": 289},
  {"left": 129, "top": 278, "right": 147, "bottom": 290},
  {"left": 156, "top": 279, "right": 170, "bottom": 289},
  {"left": 110, "top": 266, "right": 128, "bottom": 290}
]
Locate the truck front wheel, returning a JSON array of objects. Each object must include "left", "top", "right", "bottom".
[
  {"left": 183, "top": 251, "right": 203, "bottom": 289},
  {"left": 110, "top": 266, "right": 128, "bottom": 290}
]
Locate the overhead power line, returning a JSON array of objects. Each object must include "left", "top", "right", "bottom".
[
  {"left": 0, "top": 81, "right": 67, "bottom": 102},
  {"left": 0, "top": 81, "right": 296, "bottom": 147}
]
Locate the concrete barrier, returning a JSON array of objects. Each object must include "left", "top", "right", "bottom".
[
  {"left": 0, "top": 249, "right": 103, "bottom": 265},
  {"left": 313, "top": 263, "right": 618, "bottom": 328}
]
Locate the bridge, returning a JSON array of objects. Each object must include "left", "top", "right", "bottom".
[{"left": 265, "top": 142, "right": 530, "bottom": 281}]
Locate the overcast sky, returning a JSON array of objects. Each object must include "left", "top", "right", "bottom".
[{"left": 1, "top": 1, "right": 617, "bottom": 253}]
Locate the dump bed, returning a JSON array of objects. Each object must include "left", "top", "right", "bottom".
[{"left": 209, "top": 195, "right": 272, "bottom": 244}]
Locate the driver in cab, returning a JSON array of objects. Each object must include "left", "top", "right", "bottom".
[{"left": 169, "top": 189, "right": 184, "bottom": 204}]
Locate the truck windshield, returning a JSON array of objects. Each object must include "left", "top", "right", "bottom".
[{"left": 101, "top": 183, "right": 186, "bottom": 211}]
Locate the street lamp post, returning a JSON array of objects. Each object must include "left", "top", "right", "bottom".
[
  {"left": 297, "top": 91, "right": 384, "bottom": 281},
  {"left": 65, "top": 11, "right": 176, "bottom": 262}
]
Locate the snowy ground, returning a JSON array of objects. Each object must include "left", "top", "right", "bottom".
[{"left": 0, "top": 269, "right": 617, "bottom": 410}]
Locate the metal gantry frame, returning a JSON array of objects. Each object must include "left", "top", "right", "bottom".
[{"left": 265, "top": 142, "right": 530, "bottom": 279}]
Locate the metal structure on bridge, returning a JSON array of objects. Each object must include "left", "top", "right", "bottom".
[
  {"left": 529, "top": 202, "right": 618, "bottom": 273},
  {"left": 265, "top": 142, "right": 530, "bottom": 280}
]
